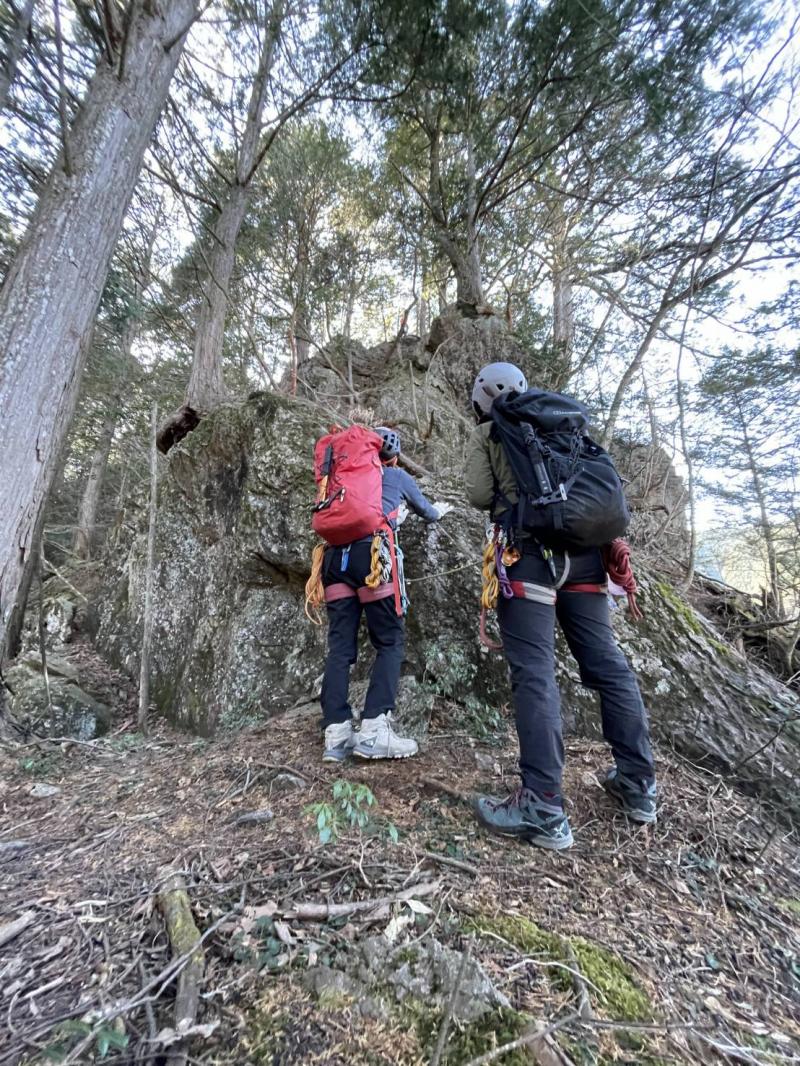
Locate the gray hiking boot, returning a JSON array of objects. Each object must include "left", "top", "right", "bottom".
[
  {"left": 603, "top": 767, "right": 657, "bottom": 824},
  {"left": 353, "top": 713, "right": 418, "bottom": 760},
  {"left": 322, "top": 720, "right": 355, "bottom": 763},
  {"left": 473, "top": 787, "right": 574, "bottom": 851}
]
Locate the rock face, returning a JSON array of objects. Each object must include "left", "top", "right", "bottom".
[
  {"left": 6, "top": 661, "right": 111, "bottom": 739},
  {"left": 97, "top": 315, "right": 800, "bottom": 816},
  {"left": 306, "top": 934, "right": 510, "bottom": 1024}
]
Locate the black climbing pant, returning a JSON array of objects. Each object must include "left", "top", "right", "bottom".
[
  {"left": 320, "top": 541, "right": 405, "bottom": 726},
  {"left": 498, "top": 547, "right": 655, "bottom": 798}
]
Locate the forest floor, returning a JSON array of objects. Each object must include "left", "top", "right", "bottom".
[{"left": 1, "top": 641, "right": 799, "bottom": 1066}]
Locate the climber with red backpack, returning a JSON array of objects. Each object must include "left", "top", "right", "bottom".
[
  {"left": 465, "top": 363, "right": 657, "bottom": 850},
  {"left": 305, "top": 422, "right": 450, "bottom": 763}
]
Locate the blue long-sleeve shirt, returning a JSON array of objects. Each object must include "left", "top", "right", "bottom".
[{"left": 382, "top": 466, "right": 439, "bottom": 523}]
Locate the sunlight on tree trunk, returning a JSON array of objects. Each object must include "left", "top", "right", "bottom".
[{"left": 0, "top": 0, "right": 197, "bottom": 662}]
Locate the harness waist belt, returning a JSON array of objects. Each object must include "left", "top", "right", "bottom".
[
  {"left": 509, "top": 580, "right": 557, "bottom": 606},
  {"left": 561, "top": 582, "right": 608, "bottom": 594},
  {"left": 324, "top": 582, "right": 395, "bottom": 604}
]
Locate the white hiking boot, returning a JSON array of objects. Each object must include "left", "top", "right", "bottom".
[
  {"left": 353, "top": 713, "right": 418, "bottom": 760},
  {"left": 322, "top": 720, "right": 355, "bottom": 763}
]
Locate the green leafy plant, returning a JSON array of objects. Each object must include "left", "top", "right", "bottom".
[
  {"left": 43, "top": 1019, "right": 129, "bottom": 1061},
  {"left": 19, "top": 751, "right": 61, "bottom": 777},
  {"left": 305, "top": 780, "right": 399, "bottom": 844},
  {"left": 232, "top": 915, "right": 286, "bottom": 972}
]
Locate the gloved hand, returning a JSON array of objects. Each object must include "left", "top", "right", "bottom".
[
  {"left": 396, "top": 502, "right": 409, "bottom": 526},
  {"left": 432, "top": 501, "right": 454, "bottom": 520}
]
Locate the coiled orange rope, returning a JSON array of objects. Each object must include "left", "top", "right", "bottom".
[{"left": 304, "top": 543, "right": 326, "bottom": 624}]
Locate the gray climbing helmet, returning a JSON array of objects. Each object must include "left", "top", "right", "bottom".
[
  {"left": 374, "top": 426, "right": 401, "bottom": 460},
  {"left": 471, "top": 362, "right": 528, "bottom": 416}
]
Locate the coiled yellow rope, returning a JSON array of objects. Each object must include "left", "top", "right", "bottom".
[
  {"left": 304, "top": 543, "right": 326, "bottom": 624},
  {"left": 365, "top": 533, "right": 383, "bottom": 589},
  {"left": 481, "top": 538, "right": 499, "bottom": 610}
]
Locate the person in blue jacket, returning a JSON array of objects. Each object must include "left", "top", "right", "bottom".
[{"left": 321, "top": 426, "right": 451, "bottom": 763}]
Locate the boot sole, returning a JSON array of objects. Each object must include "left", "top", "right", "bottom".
[
  {"left": 473, "top": 809, "right": 574, "bottom": 851},
  {"left": 353, "top": 748, "right": 417, "bottom": 760},
  {"left": 322, "top": 750, "right": 352, "bottom": 763}
]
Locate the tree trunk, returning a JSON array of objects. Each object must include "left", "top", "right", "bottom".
[
  {"left": 0, "top": 0, "right": 196, "bottom": 664},
  {"left": 138, "top": 404, "right": 158, "bottom": 735},
  {"left": 460, "top": 129, "right": 484, "bottom": 309},
  {"left": 343, "top": 283, "right": 355, "bottom": 341},
  {"left": 294, "top": 267, "right": 311, "bottom": 370},
  {"left": 427, "top": 114, "right": 484, "bottom": 310},
  {"left": 0, "top": 0, "right": 34, "bottom": 113},
  {"left": 551, "top": 204, "right": 575, "bottom": 388},
  {"left": 184, "top": 184, "right": 249, "bottom": 411},
  {"left": 183, "top": 0, "right": 284, "bottom": 415},
  {"left": 73, "top": 408, "right": 118, "bottom": 560},
  {"left": 739, "top": 400, "right": 782, "bottom": 615}
]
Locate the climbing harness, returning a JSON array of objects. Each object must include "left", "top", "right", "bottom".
[{"left": 304, "top": 513, "right": 407, "bottom": 625}]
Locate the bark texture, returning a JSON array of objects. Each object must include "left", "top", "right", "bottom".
[
  {"left": 183, "top": 0, "right": 284, "bottom": 414},
  {"left": 551, "top": 205, "right": 575, "bottom": 389},
  {"left": 0, "top": 0, "right": 197, "bottom": 661},
  {"left": 73, "top": 408, "right": 118, "bottom": 560},
  {"left": 138, "top": 404, "right": 158, "bottom": 735},
  {"left": 427, "top": 116, "right": 485, "bottom": 309}
]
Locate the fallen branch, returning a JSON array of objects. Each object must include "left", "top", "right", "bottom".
[
  {"left": 420, "top": 776, "right": 470, "bottom": 804},
  {"left": 399, "top": 452, "right": 433, "bottom": 479},
  {"left": 157, "top": 868, "right": 204, "bottom": 1066},
  {"left": 0, "top": 909, "right": 36, "bottom": 948},
  {"left": 0, "top": 840, "right": 32, "bottom": 859},
  {"left": 422, "top": 851, "right": 479, "bottom": 877},
  {"left": 284, "top": 879, "right": 441, "bottom": 921}
]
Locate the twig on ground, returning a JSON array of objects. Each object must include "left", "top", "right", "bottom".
[
  {"left": 0, "top": 910, "right": 36, "bottom": 949},
  {"left": 421, "top": 851, "right": 479, "bottom": 877},
  {"left": 284, "top": 879, "right": 441, "bottom": 921},
  {"left": 420, "top": 776, "right": 470, "bottom": 803},
  {"left": 563, "top": 940, "right": 594, "bottom": 1020},
  {"left": 462, "top": 1012, "right": 581, "bottom": 1066}
]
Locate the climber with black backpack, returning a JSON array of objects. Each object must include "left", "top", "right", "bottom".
[
  {"left": 305, "top": 420, "right": 451, "bottom": 763},
  {"left": 465, "top": 363, "right": 657, "bottom": 850}
]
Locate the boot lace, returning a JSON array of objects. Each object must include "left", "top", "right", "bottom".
[{"left": 488, "top": 787, "right": 523, "bottom": 812}]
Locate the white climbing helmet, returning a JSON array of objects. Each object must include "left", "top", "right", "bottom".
[{"left": 471, "top": 362, "right": 528, "bottom": 416}]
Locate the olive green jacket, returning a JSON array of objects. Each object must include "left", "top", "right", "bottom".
[{"left": 465, "top": 421, "right": 518, "bottom": 516}]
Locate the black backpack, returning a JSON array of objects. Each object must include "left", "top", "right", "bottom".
[{"left": 490, "top": 389, "right": 630, "bottom": 550}]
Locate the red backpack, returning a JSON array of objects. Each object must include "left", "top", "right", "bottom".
[{"left": 311, "top": 426, "right": 385, "bottom": 545}]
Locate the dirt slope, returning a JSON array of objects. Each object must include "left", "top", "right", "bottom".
[{"left": 1, "top": 652, "right": 798, "bottom": 1066}]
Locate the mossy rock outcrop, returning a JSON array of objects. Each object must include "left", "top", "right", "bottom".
[{"left": 97, "top": 317, "right": 800, "bottom": 816}]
